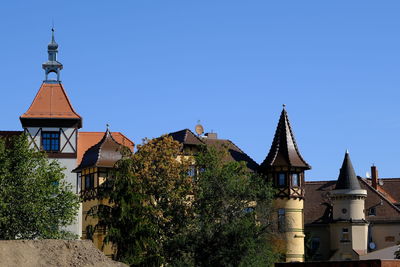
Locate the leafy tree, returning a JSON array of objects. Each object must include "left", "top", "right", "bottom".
[
  {"left": 179, "top": 145, "right": 279, "bottom": 267},
  {"left": 91, "top": 136, "right": 193, "bottom": 266},
  {"left": 93, "top": 137, "right": 279, "bottom": 267},
  {"left": 0, "top": 134, "right": 79, "bottom": 239}
]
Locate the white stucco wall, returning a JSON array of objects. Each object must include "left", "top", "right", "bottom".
[{"left": 24, "top": 126, "right": 81, "bottom": 238}]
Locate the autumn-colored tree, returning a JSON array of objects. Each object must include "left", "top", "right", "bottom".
[
  {"left": 92, "top": 136, "right": 193, "bottom": 266},
  {"left": 0, "top": 134, "right": 79, "bottom": 239}
]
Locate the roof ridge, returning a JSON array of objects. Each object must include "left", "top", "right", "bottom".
[{"left": 226, "top": 139, "right": 259, "bottom": 166}]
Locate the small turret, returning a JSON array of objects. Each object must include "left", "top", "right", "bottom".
[
  {"left": 260, "top": 106, "right": 310, "bottom": 262},
  {"left": 260, "top": 105, "right": 310, "bottom": 199},
  {"left": 329, "top": 151, "right": 368, "bottom": 261},
  {"left": 42, "top": 28, "right": 63, "bottom": 82}
]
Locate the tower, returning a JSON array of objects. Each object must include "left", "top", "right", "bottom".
[
  {"left": 329, "top": 151, "right": 368, "bottom": 260},
  {"left": 73, "top": 127, "right": 124, "bottom": 256},
  {"left": 260, "top": 106, "right": 311, "bottom": 262},
  {"left": 20, "top": 29, "right": 83, "bottom": 237}
]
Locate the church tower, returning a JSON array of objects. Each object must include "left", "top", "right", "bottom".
[
  {"left": 19, "top": 29, "right": 83, "bottom": 237},
  {"left": 329, "top": 151, "right": 368, "bottom": 260},
  {"left": 260, "top": 106, "right": 311, "bottom": 262}
]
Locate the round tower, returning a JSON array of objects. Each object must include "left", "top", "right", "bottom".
[
  {"left": 260, "top": 106, "right": 311, "bottom": 262},
  {"left": 329, "top": 151, "right": 368, "bottom": 261}
]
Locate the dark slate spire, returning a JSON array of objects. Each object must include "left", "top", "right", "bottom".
[
  {"left": 73, "top": 127, "right": 123, "bottom": 172},
  {"left": 42, "top": 28, "right": 63, "bottom": 82},
  {"left": 260, "top": 106, "right": 311, "bottom": 169},
  {"left": 335, "top": 150, "right": 361, "bottom": 190}
]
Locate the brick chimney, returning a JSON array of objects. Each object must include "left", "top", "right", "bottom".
[
  {"left": 371, "top": 165, "right": 378, "bottom": 190},
  {"left": 205, "top": 132, "right": 218, "bottom": 139}
]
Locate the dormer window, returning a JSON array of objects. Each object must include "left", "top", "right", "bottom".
[
  {"left": 278, "top": 173, "right": 286, "bottom": 187},
  {"left": 41, "top": 131, "right": 60, "bottom": 152},
  {"left": 368, "top": 207, "right": 376, "bottom": 216}
]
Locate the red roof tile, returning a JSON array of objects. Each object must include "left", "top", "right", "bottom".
[{"left": 21, "top": 83, "right": 81, "bottom": 120}]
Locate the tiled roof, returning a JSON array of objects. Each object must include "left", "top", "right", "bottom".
[
  {"left": 260, "top": 108, "right": 310, "bottom": 170},
  {"left": 202, "top": 138, "right": 259, "bottom": 172},
  {"left": 77, "top": 131, "right": 134, "bottom": 165},
  {"left": 168, "top": 129, "right": 259, "bottom": 171},
  {"left": 304, "top": 177, "right": 400, "bottom": 225},
  {"left": 168, "top": 129, "right": 204, "bottom": 146},
  {"left": 376, "top": 178, "right": 400, "bottom": 203},
  {"left": 74, "top": 130, "right": 127, "bottom": 172},
  {"left": 21, "top": 83, "right": 81, "bottom": 121}
]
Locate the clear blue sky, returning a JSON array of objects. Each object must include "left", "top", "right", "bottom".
[{"left": 1, "top": 1, "right": 400, "bottom": 180}]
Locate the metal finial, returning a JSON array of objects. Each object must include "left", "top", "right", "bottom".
[
  {"left": 346, "top": 149, "right": 349, "bottom": 154},
  {"left": 106, "top": 124, "right": 110, "bottom": 131},
  {"left": 51, "top": 27, "right": 55, "bottom": 43},
  {"left": 282, "top": 104, "right": 286, "bottom": 109}
]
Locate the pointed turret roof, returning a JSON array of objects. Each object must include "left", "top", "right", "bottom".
[
  {"left": 73, "top": 128, "right": 124, "bottom": 172},
  {"left": 260, "top": 107, "right": 310, "bottom": 169},
  {"left": 335, "top": 151, "right": 361, "bottom": 190},
  {"left": 20, "top": 83, "right": 82, "bottom": 127}
]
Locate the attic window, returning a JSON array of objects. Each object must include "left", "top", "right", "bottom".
[{"left": 368, "top": 207, "right": 376, "bottom": 216}]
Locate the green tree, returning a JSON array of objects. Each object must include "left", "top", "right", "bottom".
[
  {"left": 92, "top": 136, "right": 193, "bottom": 266},
  {"left": 0, "top": 134, "right": 79, "bottom": 239},
  {"left": 181, "top": 145, "right": 278, "bottom": 267}
]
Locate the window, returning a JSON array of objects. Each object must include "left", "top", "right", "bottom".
[
  {"left": 368, "top": 207, "right": 376, "bottom": 216},
  {"left": 85, "top": 173, "right": 95, "bottom": 189},
  {"left": 278, "top": 173, "right": 286, "bottom": 187},
  {"left": 278, "top": 208, "right": 285, "bottom": 232},
  {"left": 342, "top": 228, "right": 349, "bottom": 241},
  {"left": 311, "top": 237, "right": 320, "bottom": 251},
  {"left": 41, "top": 132, "right": 60, "bottom": 152},
  {"left": 77, "top": 173, "right": 81, "bottom": 193},
  {"left": 385, "top": 236, "right": 395, "bottom": 242},
  {"left": 292, "top": 173, "right": 300, "bottom": 187},
  {"left": 188, "top": 166, "right": 196, "bottom": 177}
]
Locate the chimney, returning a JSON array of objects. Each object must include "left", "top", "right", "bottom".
[
  {"left": 205, "top": 132, "right": 218, "bottom": 139},
  {"left": 371, "top": 165, "right": 378, "bottom": 190}
]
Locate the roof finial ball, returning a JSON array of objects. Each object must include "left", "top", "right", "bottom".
[
  {"left": 282, "top": 104, "right": 286, "bottom": 109},
  {"left": 106, "top": 123, "right": 110, "bottom": 131}
]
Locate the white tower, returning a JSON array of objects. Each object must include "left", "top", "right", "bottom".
[
  {"left": 20, "top": 29, "right": 83, "bottom": 237},
  {"left": 329, "top": 151, "right": 368, "bottom": 260}
]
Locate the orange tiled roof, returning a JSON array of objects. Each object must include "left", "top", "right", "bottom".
[
  {"left": 21, "top": 83, "right": 81, "bottom": 119},
  {"left": 77, "top": 132, "right": 134, "bottom": 165}
]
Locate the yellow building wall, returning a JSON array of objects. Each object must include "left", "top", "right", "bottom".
[
  {"left": 274, "top": 198, "right": 304, "bottom": 262},
  {"left": 370, "top": 224, "right": 400, "bottom": 251},
  {"left": 81, "top": 169, "right": 114, "bottom": 257}
]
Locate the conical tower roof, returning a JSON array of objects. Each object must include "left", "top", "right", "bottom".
[
  {"left": 335, "top": 151, "right": 361, "bottom": 190},
  {"left": 260, "top": 107, "right": 310, "bottom": 170}
]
